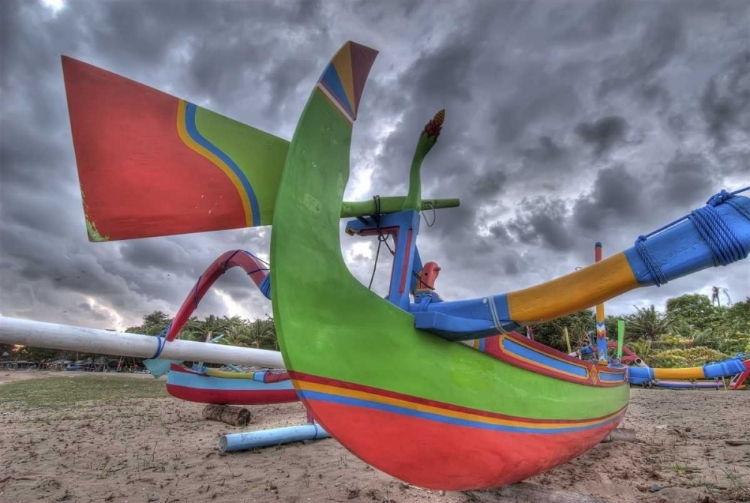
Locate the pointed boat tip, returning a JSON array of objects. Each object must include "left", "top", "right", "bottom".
[{"left": 347, "top": 40, "right": 380, "bottom": 57}]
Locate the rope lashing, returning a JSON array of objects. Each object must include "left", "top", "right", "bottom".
[
  {"left": 150, "top": 324, "right": 171, "bottom": 359},
  {"left": 634, "top": 187, "right": 749, "bottom": 286},
  {"left": 635, "top": 236, "right": 669, "bottom": 286},
  {"left": 222, "top": 250, "right": 242, "bottom": 272},
  {"left": 690, "top": 204, "right": 746, "bottom": 266},
  {"left": 486, "top": 296, "right": 509, "bottom": 334}
]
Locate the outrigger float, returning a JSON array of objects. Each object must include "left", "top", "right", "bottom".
[{"left": 0, "top": 41, "right": 748, "bottom": 491}]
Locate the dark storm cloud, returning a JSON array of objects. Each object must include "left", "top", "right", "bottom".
[
  {"left": 1, "top": 0, "right": 749, "bottom": 332},
  {"left": 575, "top": 116, "right": 628, "bottom": 156},
  {"left": 598, "top": 5, "right": 684, "bottom": 98},
  {"left": 572, "top": 165, "right": 647, "bottom": 233},
  {"left": 660, "top": 153, "right": 716, "bottom": 207},
  {"left": 519, "top": 136, "right": 567, "bottom": 164},
  {"left": 470, "top": 170, "right": 508, "bottom": 199},
  {"left": 701, "top": 51, "right": 750, "bottom": 146},
  {"left": 500, "top": 197, "right": 573, "bottom": 252}
]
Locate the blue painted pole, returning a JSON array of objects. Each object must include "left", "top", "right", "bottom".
[{"left": 218, "top": 424, "right": 330, "bottom": 452}]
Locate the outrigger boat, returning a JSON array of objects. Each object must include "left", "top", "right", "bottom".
[
  {"left": 165, "top": 364, "right": 297, "bottom": 405},
  {"left": 45, "top": 41, "right": 750, "bottom": 491}
]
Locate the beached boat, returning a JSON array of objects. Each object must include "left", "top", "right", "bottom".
[
  {"left": 48, "top": 40, "right": 750, "bottom": 491},
  {"left": 165, "top": 364, "right": 297, "bottom": 405},
  {"left": 268, "top": 42, "right": 750, "bottom": 490}
]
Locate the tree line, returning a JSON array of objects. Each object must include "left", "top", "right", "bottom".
[
  {"left": 4, "top": 293, "right": 748, "bottom": 368},
  {"left": 532, "top": 293, "right": 750, "bottom": 367}
]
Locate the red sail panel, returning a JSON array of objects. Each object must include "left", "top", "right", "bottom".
[{"left": 62, "top": 56, "right": 247, "bottom": 241}]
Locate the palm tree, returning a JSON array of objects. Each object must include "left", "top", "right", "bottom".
[
  {"left": 711, "top": 286, "right": 731, "bottom": 308},
  {"left": 222, "top": 325, "right": 252, "bottom": 347},
  {"left": 627, "top": 305, "right": 670, "bottom": 341},
  {"left": 249, "top": 317, "right": 278, "bottom": 350}
]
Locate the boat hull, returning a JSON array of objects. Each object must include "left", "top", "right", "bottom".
[
  {"left": 270, "top": 41, "right": 630, "bottom": 491},
  {"left": 298, "top": 378, "right": 625, "bottom": 489},
  {"left": 166, "top": 365, "right": 298, "bottom": 405}
]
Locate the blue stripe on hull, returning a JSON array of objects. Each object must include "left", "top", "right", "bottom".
[
  {"left": 167, "top": 370, "right": 293, "bottom": 392},
  {"left": 501, "top": 338, "right": 588, "bottom": 377},
  {"left": 298, "top": 390, "right": 625, "bottom": 435}
]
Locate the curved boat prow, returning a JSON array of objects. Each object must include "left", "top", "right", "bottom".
[
  {"left": 271, "top": 41, "right": 630, "bottom": 492},
  {"left": 414, "top": 190, "right": 750, "bottom": 340}
]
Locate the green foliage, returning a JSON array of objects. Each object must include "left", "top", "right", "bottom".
[
  {"left": 126, "top": 310, "right": 171, "bottom": 336},
  {"left": 625, "top": 305, "right": 670, "bottom": 340},
  {"left": 649, "top": 347, "right": 729, "bottom": 368},
  {"left": 648, "top": 352, "right": 687, "bottom": 369},
  {"left": 530, "top": 310, "right": 595, "bottom": 352},
  {"left": 16, "top": 346, "right": 62, "bottom": 362},
  {"left": 628, "top": 340, "right": 653, "bottom": 362},
  {"left": 120, "top": 311, "right": 279, "bottom": 349},
  {"left": 658, "top": 333, "right": 692, "bottom": 350},
  {"left": 666, "top": 294, "right": 720, "bottom": 332}
]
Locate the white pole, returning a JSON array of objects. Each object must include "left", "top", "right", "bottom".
[{"left": 0, "top": 317, "right": 286, "bottom": 369}]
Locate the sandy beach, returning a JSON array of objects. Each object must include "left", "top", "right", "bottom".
[{"left": 1, "top": 371, "right": 748, "bottom": 503}]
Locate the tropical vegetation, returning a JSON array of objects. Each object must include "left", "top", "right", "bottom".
[
  {"left": 533, "top": 293, "right": 750, "bottom": 367},
  {"left": 5, "top": 292, "right": 749, "bottom": 369}
]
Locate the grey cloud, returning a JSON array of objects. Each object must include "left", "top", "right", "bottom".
[
  {"left": 1, "top": 0, "right": 749, "bottom": 331},
  {"left": 572, "top": 165, "right": 647, "bottom": 232},
  {"left": 470, "top": 170, "right": 508, "bottom": 199},
  {"left": 598, "top": 6, "right": 684, "bottom": 97},
  {"left": 498, "top": 197, "right": 573, "bottom": 252},
  {"left": 519, "top": 136, "right": 567, "bottom": 164},
  {"left": 660, "top": 153, "right": 717, "bottom": 207},
  {"left": 492, "top": 79, "right": 581, "bottom": 146},
  {"left": 575, "top": 116, "right": 628, "bottom": 156},
  {"left": 701, "top": 51, "right": 750, "bottom": 146}
]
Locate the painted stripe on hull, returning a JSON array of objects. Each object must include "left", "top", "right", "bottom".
[
  {"left": 291, "top": 373, "right": 626, "bottom": 429},
  {"left": 168, "top": 368, "right": 294, "bottom": 392},
  {"left": 304, "top": 398, "right": 625, "bottom": 491},
  {"left": 166, "top": 383, "right": 298, "bottom": 405},
  {"left": 479, "top": 333, "right": 627, "bottom": 387},
  {"left": 166, "top": 367, "right": 298, "bottom": 405},
  {"left": 298, "top": 389, "right": 624, "bottom": 434}
]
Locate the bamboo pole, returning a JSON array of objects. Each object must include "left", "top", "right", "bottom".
[{"left": 0, "top": 317, "right": 285, "bottom": 369}]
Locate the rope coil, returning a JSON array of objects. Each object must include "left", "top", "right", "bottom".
[{"left": 634, "top": 187, "right": 749, "bottom": 286}]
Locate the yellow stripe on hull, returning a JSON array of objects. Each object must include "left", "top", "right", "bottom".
[
  {"left": 205, "top": 368, "right": 256, "bottom": 379},
  {"left": 508, "top": 253, "right": 638, "bottom": 324},
  {"left": 293, "top": 380, "right": 622, "bottom": 430}
]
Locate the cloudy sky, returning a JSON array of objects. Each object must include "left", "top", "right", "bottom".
[{"left": 1, "top": 0, "right": 748, "bottom": 333}]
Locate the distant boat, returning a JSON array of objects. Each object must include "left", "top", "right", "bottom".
[{"left": 165, "top": 364, "right": 298, "bottom": 405}]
